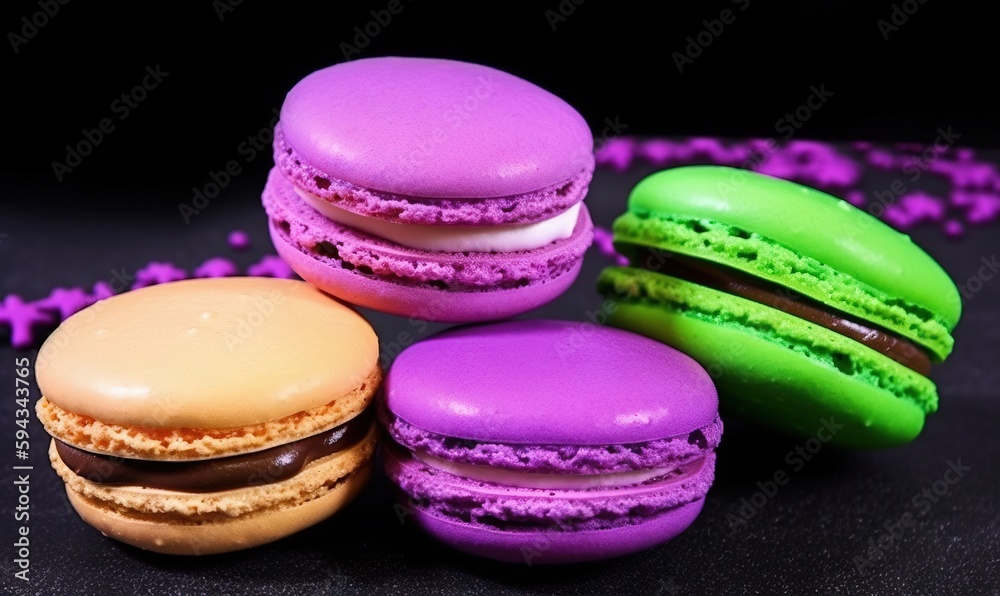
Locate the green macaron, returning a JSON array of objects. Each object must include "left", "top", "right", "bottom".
[{"left": 596, "top": 165, "right": 961, "bottom": 449}]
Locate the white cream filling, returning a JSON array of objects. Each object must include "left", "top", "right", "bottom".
[
  {"left": 295, "top": 188, "right": 581, "bottom": 253},
  {"left": 413, "top": 451, "right": 677, "bottom": 490}
]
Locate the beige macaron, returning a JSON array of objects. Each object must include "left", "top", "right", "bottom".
[{"left": 35, "top": 277, "right": 380, "bottom": 555}]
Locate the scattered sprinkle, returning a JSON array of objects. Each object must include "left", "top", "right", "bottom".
[
  {"left": 228, "top": 230, "right": 251, "bottom": 251},
  {"left": 592, "top": 135, "right": 1000, "bottom": 239},
  {"left": 36, "top": 287, "right": 92, "bottom": 320},
  {"left": 194, "top": 257, "right": 239, "bottom": 278},
  {"left": 246, "top": 255, "right": 296, "bottom": 279},
  {"left": 132, "top": 262, "right": 188, "bottom": 289},
  {"left": 0, "top": 295, "right": 54, "bottom": 349}
]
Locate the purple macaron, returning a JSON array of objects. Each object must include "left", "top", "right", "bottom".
[
  {"left": 380, "top": 320, "right": 722, "bottom": 564},
  {"left": 262, "top": 57, "right": 595, "bottom": 322}
]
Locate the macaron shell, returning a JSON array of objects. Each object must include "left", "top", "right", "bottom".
[
  {"left": 36, "top": 367, "right": 377, "bottom": 460},
  {"left": 50, "top": 425, "right": 377, "bottom": 517},
  {"left": 624, "top": 166, "right": 961, "bottom": 331},
  {"left": 599, "top": 267, "right": 932, "bottom": 448},
  {"left": 264, "top": 173, "right": 592, "bottom": 322},
  {"left": 270, "top": 221, "right": 584, "bottom": 322},
  {"left": 280, "top": 57, "right": 594, "bottom": 199},
  {"left": 63, "top": 459, "right": 372, "bottom": 555},
  {"left": 382, "top": 409, "right": 723, "bottom": 474},
  {"left": 264, "top": 169, "right": 592, "bottom": 292},
  {"left": 36, "top": 278, "right": 379, "bottom": 429},
  {"left": 385, "top": 320, "right": 719, "bottom": 445},
  {"left": 405, "top": 498, "right": 705, "bottom": 564},
  {"left": 614, "top": 208, "right": 953, "bottom": 361},
  {"left": 384, "top": 443, "right": 714, "bottom": 563},
  {"left": 275, "top": 131, "right": 594, "bottom": 226}
]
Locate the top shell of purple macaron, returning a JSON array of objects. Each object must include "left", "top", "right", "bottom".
[
  {"left": 384, "top": 320, "right": 719, "bottom": 445},
  {"left": 278, "top": 57, "right": 594, "bottom": 200}
]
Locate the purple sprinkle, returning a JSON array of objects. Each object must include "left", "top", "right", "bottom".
[
  {"left": 132, "top": 262, "right": 188, "bottom": 289},
  {"left": 956, "top": 148, "right": 976, "bottom": 161},
  {"left": 949, "top": 191, "right": 1000, "bottom": 225},
  {"left": 89, "top": 282, "right": 115, "bottom": 302},
  {"left": 947, "top": 162, "right": 999, "bottom": 189},
  {"left": 944, "top": 220, "right": 964, "bottom": 238},
  {"left": 845, "top": 190, "right": 866, "bottom": 207},
  {"left": 687, "top": 137, "right": 734, "bottom": 162},
  {"left": 884, "top": 193, "right": 945, "bottom": 229},
  {"left": 851, "top": 141, "right": 872, "bottom": 151},
  {"left": 883, "top": 206, "right": 913, "bottom": 229},
  {"left": 247, "top": 255, "right": 296, "bottom": 279},
  {"left": 639, "top": 139, "right": 677, "bottom": 165},
  {"left": 865, "top": 150, "right": 897, "bottom": 169},
  {"left": 228, "top": 230, "right": 251, "bottom": 251},
  {"left": 194, "top": 257, "right": 239, "bottom": 278},
  {"left": 36, "top": 287, "right": 91, "bottom": 320},
  {"left": 0, "top": 295, "right": 54, "bottom": 349},
  {"left": 591, "top": 226, "right": 629, "bottom": 267},
  {"left": 901, "top": 192, "right": 946, "bottom": 220},
  {"left": 595, "top": 138, "right": 635, "bottom": 172}
]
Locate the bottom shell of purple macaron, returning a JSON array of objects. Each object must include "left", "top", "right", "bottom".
[
  {"left": 408, "top": 498, "right": 705, "bottom": 564},
  {"left": 384, "top": 444, "right": 715, "bottom": 564},
  {"left": 263, "top": 170, "right": 594, "bottom": 322}
]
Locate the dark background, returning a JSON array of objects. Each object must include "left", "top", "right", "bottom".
[
  {"left": 2, "top": 1, "right": 999, "bottom": 595},
  {"left": 4, "top": 1, "right": 1000, "bottom": 194}
]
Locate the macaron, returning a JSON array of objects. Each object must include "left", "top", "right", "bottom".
[
  {"left": 380, "top": 320, "right": 721, "bottom": 563},
  {"left": 35, "top": 278, "right": 380, "bottom": 555},
  {"left": 597, "top": 165, "right": 962, "bottom": 448},
  {"left": 263, "top": 56, "right": 595, "bottom": 322}
]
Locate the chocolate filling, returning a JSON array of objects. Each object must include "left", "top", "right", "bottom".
[
  {"left": 56, "top": 409, "right": 373, "bottom": 493},
  {"left": 634, "top": 250, "right": 932, "bottom": 376}
]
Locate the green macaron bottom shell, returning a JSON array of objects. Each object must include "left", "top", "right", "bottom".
[
  {"left": 597, "top": 266, "right": 937, "bottom": 449},
  {"left": 613, "top": 211, "right": 954, "bottom": 361}
]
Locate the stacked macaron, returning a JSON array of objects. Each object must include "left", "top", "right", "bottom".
[
  {"left": 597, "top": 166, "right": 961, "bottom": 448},
  {"left": 263, "top": 56, "right": 595, "bottom": 322},
  {"left": 380, "top": 321, "right": 722, "bottom": 563},
  {"left": 35, "top": 278, "right": 380, "bottom": 554}
]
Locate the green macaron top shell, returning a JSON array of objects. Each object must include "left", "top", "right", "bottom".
[{"left": 615, "top": 166, "right": 961, "bottom": 360}]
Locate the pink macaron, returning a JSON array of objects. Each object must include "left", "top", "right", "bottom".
[{"left": 262, "top": 56, "right": 595, "bottom": 322}]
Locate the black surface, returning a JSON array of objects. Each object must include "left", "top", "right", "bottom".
[
  {"left": 2, "top": 158, "right": 999, "bottom": 595},
  {"left": 3, "top": 2, "right": 1000, "bottom": 594}
]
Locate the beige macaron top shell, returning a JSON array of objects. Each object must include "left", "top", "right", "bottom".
[{"left": 36, "top": 277, "right": 378, "bottom": 429}]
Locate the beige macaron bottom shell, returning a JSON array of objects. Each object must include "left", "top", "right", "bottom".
[{"left": 49, "top": 424, "right": 376, "bottom": 555}]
